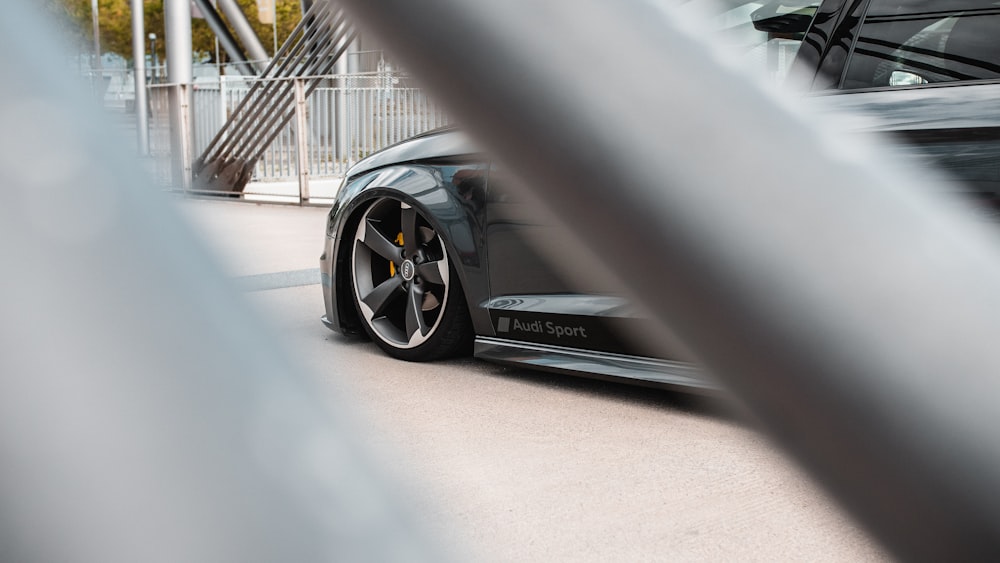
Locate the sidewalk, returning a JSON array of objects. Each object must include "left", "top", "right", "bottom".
[
  {"left": 239, "top": 176, "right": 343, "bottom": 205},
  {"left": 176, "top": 197, "right": 332, "bottom": 278},
  {"left": 134, "top": 151, "right": 344, "bottom": 205}
]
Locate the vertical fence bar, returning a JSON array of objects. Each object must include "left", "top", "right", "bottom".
[
  {"left": 366, "top": 89, "right": 373, "bottom": 158},
  {"left": 379, "top": 85, "right": 387, "bottom": 148},
  {"left": 358, "top": 88, "right": 365, "bottom": 160},
  {"left": 370, "top": 87, "right": 375, "bottom": 157},
  {"left": 338, "top": 81, "right": 348, "bottom": 175},
  {"left": 169, "top": 83, "right": 194, "bottom": 190},
  {"left": 313, "top": 90, "right": 321, "bottom": 177},
  {"left": 219, "top": 74, "right": 228, "bottom": 144},
  {"left": 294, "top": 79, "right": 311, "bottom": 203},
  {"left": 349, "top": 89, "right": 363, "bottom": 162}
]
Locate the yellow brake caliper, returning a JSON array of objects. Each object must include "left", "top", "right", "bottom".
[{"left": 389, "top": 232, "right": 404, "bottom": 277}]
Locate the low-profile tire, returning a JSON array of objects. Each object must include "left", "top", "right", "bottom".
[{"left": 350, "top": 196, "right": 472, "bottom": 361}]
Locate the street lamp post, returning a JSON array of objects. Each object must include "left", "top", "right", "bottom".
[{"left": 91, "top": 0, "right": 101, "bottom": 72}]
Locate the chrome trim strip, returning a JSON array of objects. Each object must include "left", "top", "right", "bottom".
[
  {"left": 484, "top": 294, "right": 638, "bottom": 317},
  {"left": 474, "top": 337, "right": 718, "bottom": 392}
]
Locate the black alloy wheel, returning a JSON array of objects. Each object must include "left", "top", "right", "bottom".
[{"left": 350, "top": 197, "right": 472, "bottom": 361}]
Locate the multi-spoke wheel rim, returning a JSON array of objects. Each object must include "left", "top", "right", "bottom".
[{"left": 352, "top": 199, "right": 451, "bottom": 349}]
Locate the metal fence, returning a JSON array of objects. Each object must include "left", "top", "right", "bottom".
[{"left": 145, "top": 71, "right": 449, "bottom": 196}]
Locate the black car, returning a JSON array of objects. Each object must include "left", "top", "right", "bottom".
[{"left": 320, "top": 0, "right": 1000, "bottom": 391}]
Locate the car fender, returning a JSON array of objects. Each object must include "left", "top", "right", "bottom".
[{"left": 325, "top": 163, "right": 492, "bottom": 336}]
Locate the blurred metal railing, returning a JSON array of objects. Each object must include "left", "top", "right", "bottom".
[
  {"left": 192, "top": 0, "right": 356, "bottom": 194},
  {"left": 147, "top": 73, "right": 448, "bottom": 200}
]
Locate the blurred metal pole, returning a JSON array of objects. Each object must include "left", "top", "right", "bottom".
[
  {"left": 330, "top": 0, "right": 1000, "bottom": 559},
  {"left": 216, "top": 0, "right": 271, "bottom": 70},
  {"left": 0, "top": 2, "right": 443, "bottom": 562},
  {"left": 191, "top": 0, "right": 256, "bottom": 76},
  {"left": 130, "top": 0, "right": 149, "bottom": 155},
  {"left": 165, "top": 0, "right": 194, "bottom": 189}
]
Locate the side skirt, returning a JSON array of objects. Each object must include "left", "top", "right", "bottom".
[{"left": 474, "top": 337, "right": 719, "bottom": 393}]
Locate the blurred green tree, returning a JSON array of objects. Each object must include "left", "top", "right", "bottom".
[{"left": 43, "top": 0, "right": 302, "bottom": 63}]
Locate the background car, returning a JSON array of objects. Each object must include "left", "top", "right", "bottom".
[{"left": 320, "top": 0, "right": 1000, "bottom": 391}]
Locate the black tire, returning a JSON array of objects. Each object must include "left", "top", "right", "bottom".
[{"left": 350, "top": 197, "right": 472, "bottom": 361}]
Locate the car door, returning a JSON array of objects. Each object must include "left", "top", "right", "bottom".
[{"left": 482, "top": 166, "right": 674, "bottom": 359}]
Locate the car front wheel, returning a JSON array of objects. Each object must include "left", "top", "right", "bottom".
[{"left": 350, "top": 197, "right": 472, "bottom": 361}]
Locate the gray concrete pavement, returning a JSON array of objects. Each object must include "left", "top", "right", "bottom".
[
  {"left": 177, "top": 197, "right": 330, "bottom": 277},
  {"left": 177, "top": 197, "right": 890, "bottom": 562}
]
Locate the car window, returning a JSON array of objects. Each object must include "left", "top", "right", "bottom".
[{"left": 841, "top": 0, "right": 1000, "bottom": 89}]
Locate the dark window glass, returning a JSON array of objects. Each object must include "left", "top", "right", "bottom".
[{"left": 841, "top": 1, "right": 1000, "bottom": 89}]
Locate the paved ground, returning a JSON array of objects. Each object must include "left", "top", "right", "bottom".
[{"left": 178, "top": 197, "right": 890, "bottom": 562}]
